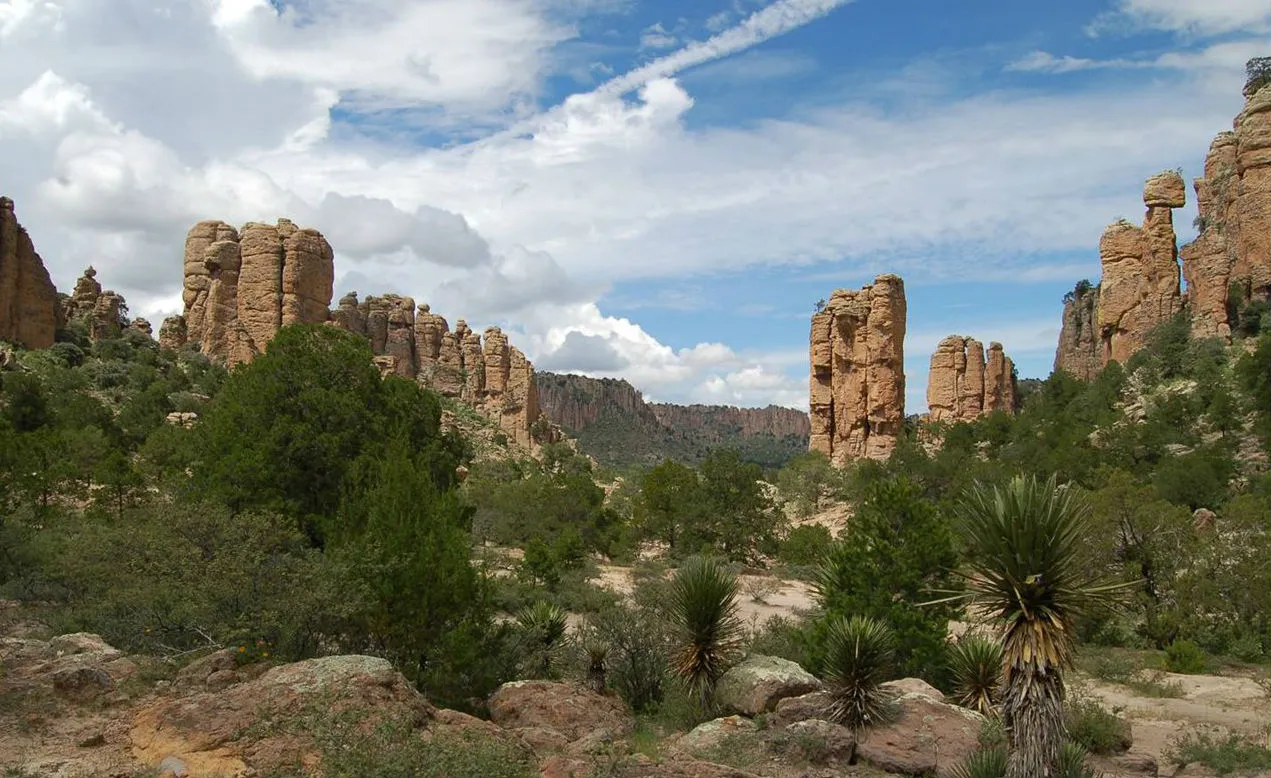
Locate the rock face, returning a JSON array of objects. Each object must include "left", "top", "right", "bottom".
[
  {"left": 1055, "top": 283, "right": 1102, "bottom": 380},
  {"left": 179, "top": 218, "right": 334, "bottom": 365},
  {"left": 648, "top": 404, "right": 810, "bottom": 441},
  {"left": 0, "top": 197, "right": 60, "bottom": 349},
  {"left": 1182, "top": 83, "right": 1271, "bottom": 338},
  {"left": 809, "top": 274, "right": 906, "bottom": 465},
  {"left": 332, "top": 294, "right": 550, "bottom": 449},
  {"left": 926, "top": 336, "right": 1017, "bottom": 422},
  {"left": 488, "top": 680, "right": 633, "bottom": 742},
  {"left": 61, "top": 267, "right": 129, "bottom": 341}
]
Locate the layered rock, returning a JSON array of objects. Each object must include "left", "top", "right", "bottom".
[
  {"left": 1182, "top": 83, "right": 1271, "bottom": 338},
  {"left": 179, "top": 218, "right": 334, "bottom": 364},
  {"left": 61, "top": 267, "right": 128, "bottom": 341},
  {"left": 332, "top": 293, "right": 548, "bottom": 449},
  {"left": 648, "top": 404, "right": 810, "bottom": 440},
  {"left": 0, "top": 197, "right": 60, "bottom": 349},
  {"left": 926, "top": 336, "right": 1016, "bottom": 422},
  {"left": 809, "top": 274, "right": 906, "bottom": 465}
]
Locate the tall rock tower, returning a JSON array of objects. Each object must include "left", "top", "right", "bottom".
[{"left": 809, "top": 274, "right": 906, "bottom": 465}]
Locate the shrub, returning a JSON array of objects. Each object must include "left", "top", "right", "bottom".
[
  {"left": 1064, "top": 695, "right": 1131, "bottom": 755},
  {"left": 779, "top": 524, "right": 832, "bottom": 566},
  {"left": 588, "top": 599, "right": 670, "bottom": 712},
  {"left": 948, "top": 633, "right": 1003, "bottom": 717},
  {"left": 1169, "top": 730, "right": 1271, "bottom": 775},
  {"left": 1164, "top": 639, "right": 1207, "bottom": 674}
]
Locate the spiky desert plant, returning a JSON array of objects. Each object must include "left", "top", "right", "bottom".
[
  {"left": 1059, "top": 742, "right": 1102, "bottom": 778},
  {"left": 950, "top": 746, "right": 1008, "bottom": 778},
  {"left": 516, "top": 600, "right": 569, "bottom": 679},
  {"left": 952, "top": 475, "right": 1129, "bottom": 778},
  {"left": 822, "top": 614, "right": 896, "bottom": 737},
  {"left": 585, "top": 639, "right": 609, "bottom": 694},
  {"left": 669, "top": 556, "right": 743, "bottom": 711},
  {"left": 948, "top": 633, "right": 1004, "bottom": 717}
]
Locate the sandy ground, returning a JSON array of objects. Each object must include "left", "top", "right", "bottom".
[{"left": 594, "top": 565, "right": 817, "bottom": 627}]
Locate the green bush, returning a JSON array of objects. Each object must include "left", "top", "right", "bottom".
[
  {"left": 1064, "top": 695, "right": 1132, "bottom": 755},
  {"left": 1164, "top": 639, "right": 1208, "bottom": 674},
  {"left": 778, "top": 524, "right": 832, "bottom": 566},
  {"left": 1169, "top": 730, "right": 1271, "bottom": 775}
]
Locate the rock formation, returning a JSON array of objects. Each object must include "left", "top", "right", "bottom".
[
  {"left": 179, "top": 218, "right": 334, "bottom": 364},
  {"left": 158, "top": 315, "right": 187, "bottom": 352},
  {"left": 1181, "top": 82, "right": 1271, "bottom": 338},
  {"left": 0, "top": 197, "right": 60, "bottom": 349},
  {"left": 1054, "top": 282, "right": 1102, "bottom": 380},
  {"left": 61, "top": 267, "right": 128, "bottom": 341},
  {"left": 332, "top": 292, "right": 550, "bottom": 449},
  {"left": 926, "top": 336, "right": 1016, "bottom": 422},
  {"left": 809, "top": 274, "right": 906, "bottom": 465}
]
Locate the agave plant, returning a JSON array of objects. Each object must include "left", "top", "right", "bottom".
[
  {"left": 822, "top": 614, "right": 896, "bottom": 737},
  {"left": 669, "top": 556, "right": 743, "bottom": 711},
  {"left": 584, "top": 639, "right": 609, "bottom": 694},
  {"left": 948, "top": 633, "right": 1004, "bottom": 717},
  {"left": 950, "top": 746, "right": 1008, "bottom": 778},
  {"left": 952, "top": 475, "right": 1129, "bottom": 778},
  {"left": 516, "top": 600, "right": 569, "bottom": 679}
]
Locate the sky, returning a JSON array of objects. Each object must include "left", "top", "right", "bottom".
[{"left": 0, "top": 0, "right": 1267, "bottom": 413}]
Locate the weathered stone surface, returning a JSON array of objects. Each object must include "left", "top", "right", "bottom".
[
  {"left": 1055, "top": 283, "right": 1102, "bottom": 380},
  {"left": 131, "top": 655, "right": 432, "bottom": 777},
  {"left": 927, "top": 336, "right": 1015, "bottom": 422},
  {"left": 676, "top": 715, "right": 757, "bottom": 754},
  {"left": 1144, "top": 170, "right": 1186, "bottom": 208},
  {"left": 178, "top": 218, "right": 333, "bottom": 365},
  {"left": 809, "top": 274, "right": 906, "bottom": 465},
  {"left": 984, "top": 342, "right": 1016, "bottom": 414},
  {"left": 0, "top": 197, "right": 60, "bottom": 349},
  {"left": 855, "top": 679, "right": 984, "bottom": 778},
  {"left": 715, "top": 654, "right": 823, "bottom": 716},
  {"left": 159, "top": 315, "right": 188, "bottom": 352},
  {"left": 769, "top": 690, "right": 833, "bottom": 729},
  {"left": 488, "top": 681, "right": 632, "bottom": 743}
]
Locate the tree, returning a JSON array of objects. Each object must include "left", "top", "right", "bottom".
[
  {"left": 697, "top": 448, "right": 778, "bottom": 561},
  {"left": 953, "top": 475, "right": 1128, "bottom": 778},
  {"left": 812, "top": 475, "right": 958, "bottom": 682},
  {"left": 636, "top": 459, "right": 704, "bottom": 550}
]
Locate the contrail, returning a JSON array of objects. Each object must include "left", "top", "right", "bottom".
[
  {"left": 470, "top": 0, "right": 857, "bottom": 147},
  {"left": 593, "top": 0, "right": 857, "bottom": 97}
]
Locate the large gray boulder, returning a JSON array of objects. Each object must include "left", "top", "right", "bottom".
[{"left": 715, "top": 654, "right": 822, "bottom": 716}]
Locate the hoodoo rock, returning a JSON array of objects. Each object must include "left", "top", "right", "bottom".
[
  {"left": 809, "top": 274, "right": 906, "bottom": 465},
  {"left": 1054, "top": 283, "right": 1102, "bottom": 380},
  {"left": 1182, "top": 82, "right": 1271, "bottom": 338},
  {"left": 331, "top": 293, "right": 553, "bottom": 449},
  {"left": 926, "top": 336, "right": 1016, "bottom": 422},
  {"left": 179, "top": 218, "right": 334, "bottom": 365},
  {"left": 62, "top": 267, "right": 128, "bottom": 341},
  {"left": 0, "top": 197, "right": 60, "bottom": 349}
]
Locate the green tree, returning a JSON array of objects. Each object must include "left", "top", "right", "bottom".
[
  {"left": 697, "top": 447, "right": 778, "bottom": 561},
  {"left": 670, "top": 556, "right": 743, "bottom": 712},
  {"left": 811, "top": 475, "right": 959, "bottom": 682},
  {"left": 636, "top": 459, "right": 704, "bottom": 550}
]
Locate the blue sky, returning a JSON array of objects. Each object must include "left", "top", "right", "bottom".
[{"left": 0, "top": 0, "right": 1267, "bottom": 411}]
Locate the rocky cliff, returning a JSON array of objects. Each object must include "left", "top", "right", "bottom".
[
  {"left": 62, "top": 267, "right": 128, "bottom": 341},
  {"left": 535, "top": 372, "right": 810, "bottom": 468},
  {"left": 809, "top": 274, "right": 906, "bottom": 465},
  {"left": 926, "top": 336, "right": 1017, "bottom": 422},
  {"left": 1055, "top": 72, "right": 1271, "bottom": 376},
  {"left": 171, "top": 218, "right": 335, "bottom": 365},
  {"left": 1181, "top": 81, "right": 1271, "bottom": 338},
  {"left": 332, "top": 292, "right": 549, "bottom": 450},
  {"left": 0, "top": 197, "right": 60, "bottom": 349}
]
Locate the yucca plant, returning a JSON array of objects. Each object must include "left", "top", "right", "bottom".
[
  {"left": 669, "top": 556, "right": 743, "bottom": 711},
  {"left": 516, "top": 600, "right": 569, "bottom": 679},
  {"left": 585, "top": 639, "right": 609, "bottom": 694},
  {"left": 948, "top": 633, "right": 1004, "bottom": 717},
  {"left": 950, "top": 746, "right": 1008, "bottom": 778},
  {"left": 1059, "top": 742, "right": 1102, "bottom": 778},
  {"left": 951, "top": 475, "right": 1130, "bottom": 778},
  {"left": 822, "top": 614, "right": 896, "bottom": 737}
]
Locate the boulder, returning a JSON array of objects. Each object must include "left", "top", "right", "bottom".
[
  {"left": 769, "top": 690, "right": 833, "bottom": 729},
  {"left": 715, "top": 654, "right": 822, "bottom": 716},
  {"left": 675, "top": 715, "right": 758, "bottom": 755},
  {"left": 488, "top": 680, "right": 632, "bottom": 743},
  {"left": 781, "top": 718, "right": 855, "bottom": 763},
  {"left": 854, "top": 678, "right": 984, "bottom": 778}
]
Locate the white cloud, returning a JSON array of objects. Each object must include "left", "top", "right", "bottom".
[
  {"left": 1088, "top": 0, "right": 1271, "bottom": 37},
  {"left": 639, "top": 22, "right": 678, "bottom": 50},
  {"left": 1005, "top": 51, "right": 1144, "bottom": 74}
]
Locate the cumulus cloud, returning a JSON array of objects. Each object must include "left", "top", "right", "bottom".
[
  {"left": 639, "top": 23, "right": 678, "bottom": 50},
  {"left": 536, "top": 331, "right": 631, "bottom": 371}
]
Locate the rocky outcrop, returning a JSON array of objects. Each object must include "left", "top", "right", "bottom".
[
  {"left": 649, "top": 404, "right": 810, "bottom": 441},
  {"left": 1099, "top": 172, "right": 1185, "bottom": 365},
  {"left": 332, "top": 293, "right": 549, "bottom": 449},
  {"left": 714, "top": 654, "right": 822, "bottom": 717},
  {"left": 1055, "top": 282, "right": 1102, "bottom": 380},
  {"left": 0, "top": 197, "right": 60, "bottom": 349},
  {"left": 158, "top": 315, "right": 187, "bottom": 352},
  {"left": 927, "top": 336, "right": 1017, "bottom": 422},
  {"left": 1182, "top": 83, "right": 1271, "bottom": 338},
  {"left": 61, "top": 267, "right": 128, "bottom": 341},
  {"left": 179, "top": 218, "right": 334, "bottom": 365},
  {"left": 809, "top": 274, "right": 906, "bottom": 465}
]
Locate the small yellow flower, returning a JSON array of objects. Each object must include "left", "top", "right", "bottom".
[{"left": 238, "top": 646, "right": 246, "bottom": 653}]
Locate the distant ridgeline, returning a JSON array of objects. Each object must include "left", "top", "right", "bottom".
[{"left": 535, "top": 371, "right": 810, "bottom": 470}]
